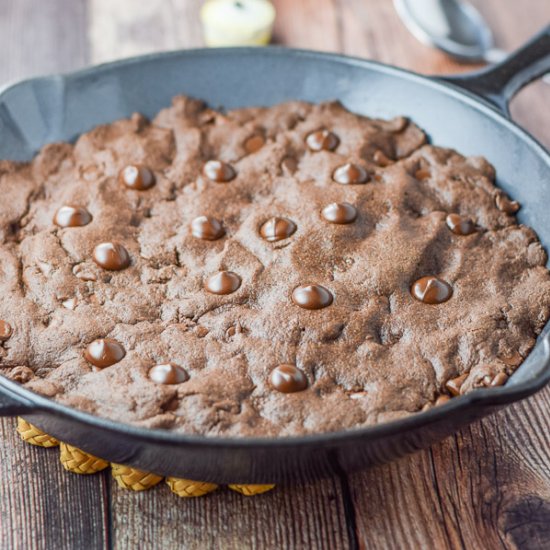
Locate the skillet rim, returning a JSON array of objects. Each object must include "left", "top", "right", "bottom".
[{"left": 0, "top": 45, "right": 549, "bottom": 448}]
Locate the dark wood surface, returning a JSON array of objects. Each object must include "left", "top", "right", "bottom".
[{"left": 0, "top": 1, "right": 549, "bottom": 549}]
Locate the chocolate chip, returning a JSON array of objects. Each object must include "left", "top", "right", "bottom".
[
  {"left": 435, "top": 395, "right": 451, "bottom": 406},
  {"left": 445, "top": 373, "right": 468, "bottom": 396},
  {"left": 333, "top": 163, "right": 369, "bottom": 184},
  {"left": 74, "top": 270, "right": 97, "bottom": 282},
  {"left": 281, "top": 157, "right": 298, "bottom": 175},
  {"left": 292, "top": 285, "right": 333, "bottom": 309},
  {"left": 194, "top": 325, "right": 209, "bottom": 338},
  {"left": 149, "top": 363, "right": 189, "bottom": 385},
  {"left": 84, "top": 338, "right": 125, "bottom": 368},
  {"left": 495, "top": 193, "right": 520, "bottom": 214},
  {"left": 62, "top": 298, "right": 78, "bottom": 310},
  {"left": 415, "top": 168, "right": 431, "bottom": 181},
  {"left": 54, "top": 206, "right": 92, "bottom": 228},
  {"left": 204, "top": 271, "right": 241, "bottom": 295},
  {"left": 490, "top": 372, "right": 508, "bottom": 387},
  {"left": 203, "top": 160, "right": 236, "bottom": 182},
  {"left": 0, "top": 320, "right": 13, "bottom": 341},
  {"left": 93, "top": 242, "right": 131, "bottom": 271},
  {"left": 260, "top": 217, "right": 297, "bottom": 242},
  {"left": 411, "top": 276, "right": 453, "bottom": 304},
  {"left": 372, "top": 150, "right": 393, "bottom": 167},
  {"left": 7, "top": 366, "right": 34, "bottom": 383},
  {"left": 446, "top": 213, "right": 476, "bottom": 236},
  {"left": 118, "top": 164, "right": 156, "bottom": 190},
  {"left": 269, "top": 364, "right": 308, "bottom": 393},
  {"left": 321, "top": 202, "right": 357, "bottom": 224},
  {"left": 500, "top": 352, "right": 523, "bottom": 367},
  {"left": 306, "top": 130, "right": 339, "bottom": 152},
  {"left": 244, "top": 135, "right": 265, "bottom": 154},
  {"left": 191, "top": 215, "right": 225, "bottom": 240}
]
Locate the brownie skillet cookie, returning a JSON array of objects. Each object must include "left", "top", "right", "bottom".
[{"left": 0, "top": 97, "right": 549, "bottom": 437}]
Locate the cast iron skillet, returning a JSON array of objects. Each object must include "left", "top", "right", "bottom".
[{"left": 0, "top": 26, "right": 549, "bottom": 485}]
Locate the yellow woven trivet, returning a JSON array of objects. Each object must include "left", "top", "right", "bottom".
[
  {"left": 16, "top": 418, "right": 59, "bottom": 448},
  {"left": 111, "top": 463, "right": 163, "bottom": 491},
  {"left": 228, "top": 484, "right": 276, "bottom": 496},
  {"left": 166, "top": 477, "right": 219, "bottom": 498},
  {"left": 16, "top": 419, "right": 275, "bottom": 495},
  {"left": 59, "top": 443, "right": 110, "bottom": 474}
]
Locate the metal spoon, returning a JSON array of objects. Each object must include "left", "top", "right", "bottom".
[{"left": 394, "top": 0, "right": 507, "bottom": 63}]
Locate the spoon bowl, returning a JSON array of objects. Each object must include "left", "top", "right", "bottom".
[{"left": 394, "top": 0, "right": 506, "bottom": 63}]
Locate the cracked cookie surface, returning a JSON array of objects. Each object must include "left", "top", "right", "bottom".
[{"left": 0, "top": 97, "right": 549, "bottom": 436}]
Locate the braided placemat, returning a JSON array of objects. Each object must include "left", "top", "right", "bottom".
[
  {"left": 111, "top": 463, "right": 163, "bottom": 491},
  {"left": 17, "top": 418, "right": 59, "bottom": 448},
  {"left": 16, "top": 418, "right": 275, "bottom": 497}
]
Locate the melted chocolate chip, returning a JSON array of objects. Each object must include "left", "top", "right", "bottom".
[
  {"left": 62, "top": 298, "right": 78, "bottom": 310},
  {"left": 84, "top": 338, "right": 125, "bottom": 368},
  {"left": 93, "top": 242, "right": 131, "bottom": 271},
  {"left": 415, "top": 168, "right": 431, "bottom": 181},
  {"left": 500, "top": 352, "right": 523, "bottom": 367},
  {"left": 118, "top": 164, "right": 156, "bottom": 190},
  {"left": 149, "top": 363, "right": 189, "bottom": 385},
  {"left": 292, "top": 285, "right": 333, "bottom": 309},
  {"left": 372, "top": 150, "right": 393, "bottom": 167},
  {"left": 270, "top": 364, "right": 308, "bottom": 393},
  {"left": 411, "top": 276, "right": 453, "bottom": 304},
  {"left": 495, "top": 193, "right": 520, "bottom": 214},
  {"left": 0, "top": 320, "right": 13, "bottom": 341},
  {"left": 260, "top": 217, "right": 297, "bottom": 242},
  {"left": 445, "top": 373, "right": 468, "bottom": 396},
  {"left": 446, "top": 213, "right": 476, "bottom": 236},
  {"left": 280, "top": 157, "right": 298, "bottom": 175},
  {"left": 435, "top": 395, "right": 451, "bottom": 406},
  {"left": 333, "top": 163, "right": 369, "bottom": 184},
  {"left": 203, "top": 160, "right": 236, "bottom": 182},
  {"left": 321, "top": 202, "right": 357, "bottom": 224},
  {"left": 306, "top": 130, "right": 339, "bottom": 152},
  {"left": 490, "top": 372, "right": 509, "bottom": 387},
  {"left": 205, "top": 271, "right": 241, "bottom": 295},
  {"left": 244, "top": 135, "right": 265, "bottom": 154},
  {"left": 8, "top": 366, "right": 34, "bottom": 383},
  {"left": 482, "top": 372, "right": 509, "bottom": 388},
  {"left": 191, "top": 216, "right": 225, "bottom": 240},
  {"left": 54, "top": 206, "right": 92, "bottom": 228}
]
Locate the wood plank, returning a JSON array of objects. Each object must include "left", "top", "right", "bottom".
[
  {"left": 88, "top": 0, "right": 203, "bottom": 64},
  {"left": 272, "top": 0, "right": 341, "bottom": 51},
  {"left": 348, "top": 387, "right": 550, "bottom": 550},
  {"left": 0, "top": 418, "right": 110, "bottom": 550},
  {"left": 0, "top": 0, "right": 89, "bottom": 84},
  {"left": 111, "top": 477, "right": 352, "bottom": 550}
]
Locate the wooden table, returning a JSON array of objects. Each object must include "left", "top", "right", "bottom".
[{"left": 1, "top": 1, "right": 549, "bottom": 548}]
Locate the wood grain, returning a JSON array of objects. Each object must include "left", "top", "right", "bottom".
[
  {"left": 0, "top": 1, "right": 549, "bottom": 549},
  {"left": 349, "top": 388, "right": 550, "bottom": 550},
  {"left": 0, "top": 0, "right": 88, "bottom": 84},
  {"left": 88, "top": 0, "right": 203, "bottom": 63},
  {"left": 111, "top": 476, "right": 352, "bottom": 550},
  {"left": 0, "top": 418, "right": 109, "bottom": 550}
]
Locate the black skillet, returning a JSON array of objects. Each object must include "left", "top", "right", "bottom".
[{"left": 0, "top": 26, "right": 549, "bottom": 484}]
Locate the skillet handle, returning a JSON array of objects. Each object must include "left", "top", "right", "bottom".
[{"left": 440, "top": 24, "right": 550, "bottom": 114}]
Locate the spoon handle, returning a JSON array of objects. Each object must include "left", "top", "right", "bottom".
[{"left": 441, "top": 24, "right": 550, "bottom": 114}]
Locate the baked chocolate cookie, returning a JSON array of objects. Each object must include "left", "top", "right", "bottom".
[{"left": 0, "top": 97, "right": 549, "bottom": 436}]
